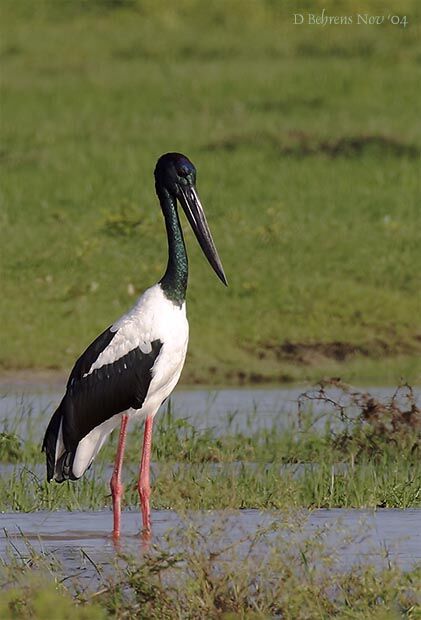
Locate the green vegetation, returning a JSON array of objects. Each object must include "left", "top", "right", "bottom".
[
  {"left": 1, "top": 383, "right": 420, "bottom": 511},
  {"left": 2, "top": 456, "right": 420, "bottom": 513},
  {"left": 1, "top": 383, "right": 420, "bottom": 617},
  {"left": 1, "top": 0, "right": 421, "bottom": 384},
  {"left": 1, "top": 520, "right": 420, "bottom": 619}
]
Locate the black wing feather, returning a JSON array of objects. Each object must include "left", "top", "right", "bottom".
[
  {"left": 43, "top": 336, "right": 163, "bottom": 482},
  {"left": 64, "top": 340, "right": 163, "bottom": 448},
  {"left": 43, "top": 399, "right": 65, "bottom": 481},
  {"left": 67, "top": 326, "right": 116, "bottom": 388}
]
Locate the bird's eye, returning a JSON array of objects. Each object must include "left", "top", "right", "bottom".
[{"left": 177, "top": 166, "right": 189, "bottom": 177}]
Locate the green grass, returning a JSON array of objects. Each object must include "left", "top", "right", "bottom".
[
  {"left": 149, "top": 457, "right": 421, "bottom": 511},
  {"left": 1, "top": 0, "right": 421, "bottom": 384},
  {"left": 2, "top": 452, "right": 419, "bottom": 513}
]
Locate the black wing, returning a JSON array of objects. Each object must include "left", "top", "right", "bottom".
[
  {"left": 67, "top": 326, "right": 117, "bottom": 388},
  {"left": 43, "top": 337, "right": 163, "bottom": 481},
  {"left": 63, "top": 340, "right": 163, "bottom": 448}
]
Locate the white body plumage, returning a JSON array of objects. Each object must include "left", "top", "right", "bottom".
[{"left": 54, "top": 283, "right": 189, "bottom": 479}]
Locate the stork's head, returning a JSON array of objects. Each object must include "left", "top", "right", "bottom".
[
  {"left": 154, "top": 152, "right": 196, "bottom": 197},
  {"left": 154, "top": 152, "right": 227, "bottom": 286}
]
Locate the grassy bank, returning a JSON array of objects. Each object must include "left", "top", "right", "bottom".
[
  {"left": 1, "top": 0, "right": 421, "bottom": 384},
  {"left": 2, "top": 457, "right": 420, "bottom": 513}
]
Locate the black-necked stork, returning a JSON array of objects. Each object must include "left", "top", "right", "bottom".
[{"left": 42, "top": 153, "right": 227, "bottom": 539}]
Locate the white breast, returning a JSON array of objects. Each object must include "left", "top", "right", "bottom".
[{"left": 87, "top": 283, "right": 189, "bottom": 416}]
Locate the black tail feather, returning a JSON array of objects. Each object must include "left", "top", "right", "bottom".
[
  {"left": 55, "top": 451, "right": 79, "bottom": 482},
  {"left": 42, "top": 400, "right": 64, "bottom": 482}
]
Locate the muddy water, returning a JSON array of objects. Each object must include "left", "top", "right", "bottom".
[{"left": 1, "top": 509, "right": 420, "bottom": 581}]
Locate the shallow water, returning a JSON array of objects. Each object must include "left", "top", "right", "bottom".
[
  {"left": 1, "top": 383, "right": 419, "bottom": 439},
  {"left": 1, "top": 509, "right": 420, "bottom": 581}
]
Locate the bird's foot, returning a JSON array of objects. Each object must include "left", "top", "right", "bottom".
[
  {"left": 140, "top": 526, "right": 152, "bottom": 551},
  {"left": 111, "top": 531, "right": 123, "bottom": 552}
]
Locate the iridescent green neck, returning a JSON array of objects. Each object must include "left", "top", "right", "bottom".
[{"left": 158, "top": 187, "right": 188, "bottom": 306}]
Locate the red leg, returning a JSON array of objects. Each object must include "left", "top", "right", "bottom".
[
  {"left": 110, "top": 414, "right": 129, "bottom": 539},
  {"left": 138, "top": 416, "right": 154, "bottom": 536}
]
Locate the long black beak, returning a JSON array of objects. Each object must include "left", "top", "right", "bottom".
[{"left": 178, "top": 185, "right": 228, "bottom": 286}]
